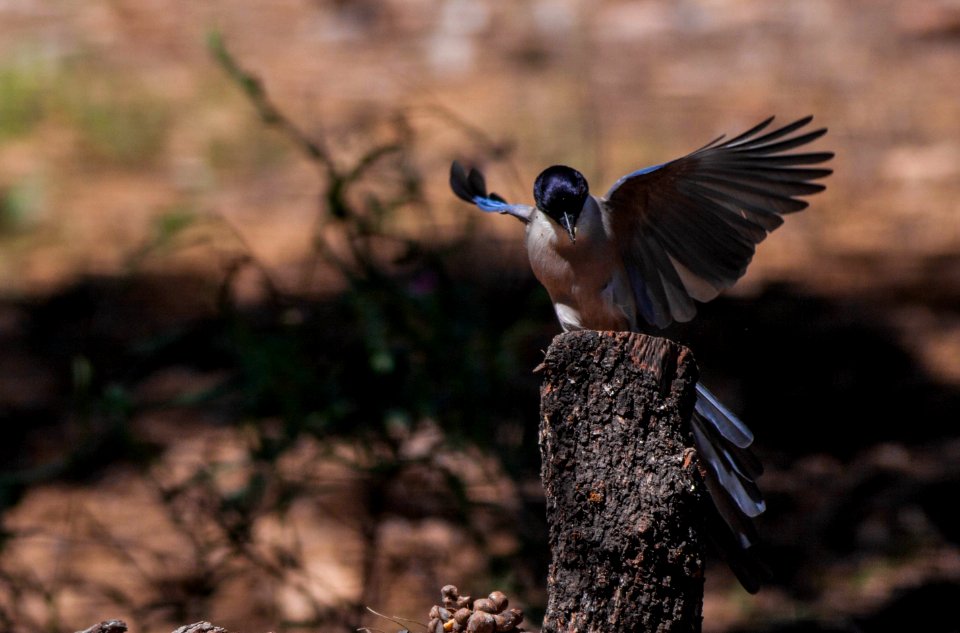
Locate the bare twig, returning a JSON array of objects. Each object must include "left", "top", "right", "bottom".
[
  {"left": 365, "top": 606, "right": 427, "bottom": 630},
  {"left": 208, "top": 31, "right": 336, "bottom": 177}
]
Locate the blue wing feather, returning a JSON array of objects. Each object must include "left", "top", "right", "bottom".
[
  {"left": 450, "top": 161, "right": 533, "bottom": 222},
  {"left": 604, "top": 162, "right": 669, "bottom": 199}
]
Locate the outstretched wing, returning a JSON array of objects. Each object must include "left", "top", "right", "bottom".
[
  {"left": 605, "top": 116, "right": 833, "bottom": 329},
  {"left": 450, "top": 161, "right": 533, "bottom": 222}
]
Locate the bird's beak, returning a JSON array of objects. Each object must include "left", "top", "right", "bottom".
[{"left": 562, "top": 212, "right": 577, "bottom": 243}]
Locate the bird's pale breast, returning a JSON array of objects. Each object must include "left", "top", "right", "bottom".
[{"left": 525, "top": 197, "right": 635, "bottom": 332}]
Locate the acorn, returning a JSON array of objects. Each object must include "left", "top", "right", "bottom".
[
  {"left": 487, "top": 591, "right": 508, "bottom": 613},
  {"left": 466, "top": 612, "right": 496, "bottom": 633},
  {"left": 433, "top": 585, "right": 522, "bottom": 633},
  {"left": 472, "top": 598, "right": 497, "bottom": 614},
  {"left": 493, "top": 608, "right": 523, "bottom": 632},
  {"left": 454, "top": 608, "right": 472, "bottom": 626},
  {"left": 441, "top": 585, "right": 460, "bottom": 609}
]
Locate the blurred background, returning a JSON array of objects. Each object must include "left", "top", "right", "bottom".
[{"left": 2, "top": 1, "right": 960, "bottom": 632}]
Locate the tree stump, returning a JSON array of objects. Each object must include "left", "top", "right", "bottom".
[{"left": 539, "top": 330, "right": 705, "bottom": 633}]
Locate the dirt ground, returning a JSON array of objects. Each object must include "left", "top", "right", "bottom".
[{"left": 2, "top": 1, "right": 960, "bottom": 632}]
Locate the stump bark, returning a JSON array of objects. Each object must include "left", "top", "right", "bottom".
[{"left": 539, "top": 331, "right": 705, "bottom": 633}]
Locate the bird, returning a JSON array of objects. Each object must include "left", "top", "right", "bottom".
[{"left": 449, "top": 115, "right": 833, "bottom": 592}]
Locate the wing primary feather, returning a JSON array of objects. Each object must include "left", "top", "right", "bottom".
[
  {"left": 450, "top": 161, "right": 534, "bottom": 221},
  {"left": 698, "top": 169, "right": 828, "bottom": 196},
  {"left": 692, "top": 175, "right": 811, "bottom": 212},
  {"left": 721, "top": 151, "right": 834, "bottom": 166},
  {"left": 683, "top": 185, "right": 786, "bottom": 232},
  {"left": 733, "top": 128, "right": 828, "bottom": 155},
  {"left": 467, "top": 166, "right": 486, "bottom": 196},
  {"left": 449, "top": 161, "right": 477, "bottom": 202},
  {"left": 689, "top": 182, "right": 809, "bottom": 217},
  {"left": 718, "top": 116, "right": 776, "bottom": 147},
  {"left": 724, "top": 115, "right": 814, "bottom": 149},
  {"left": 707, "top": 164, "right": 834, "bottom": 181},
  {"left": 690, "top": 133, "right": 729, "bottom": 154},
  {"left": 679, "top": 188, "right": 773, "bottom": 239}
]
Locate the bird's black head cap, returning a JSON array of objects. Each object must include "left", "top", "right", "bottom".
[{"left": 533, "top": 165, "right": 589, "bottom": 242}]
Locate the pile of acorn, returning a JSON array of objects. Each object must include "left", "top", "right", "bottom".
[{"left": 427, "top": 585, "right": 524, "bottom": 633}]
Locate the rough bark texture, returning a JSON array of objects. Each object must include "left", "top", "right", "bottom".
[{"left": 539, "top": 330, "right": 705, "bottom": 633}]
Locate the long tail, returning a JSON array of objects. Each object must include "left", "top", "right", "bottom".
[{"left": 692, "top": 382, "right": 772, "bottom": 592}]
